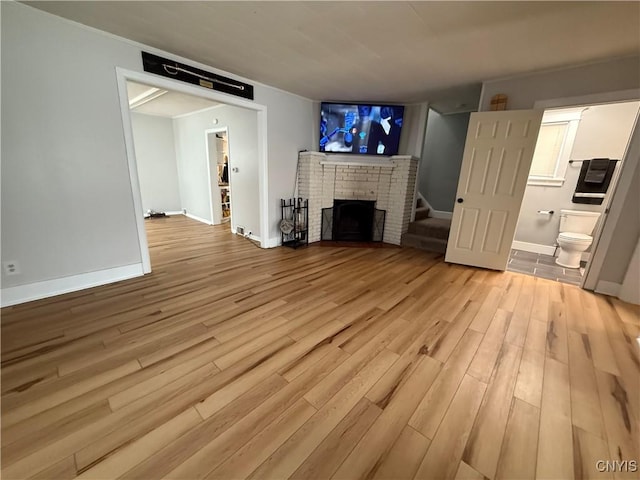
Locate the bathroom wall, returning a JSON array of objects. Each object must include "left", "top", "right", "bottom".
[{"left": 514, "top": 101, "right": 640, "bottom": 248}]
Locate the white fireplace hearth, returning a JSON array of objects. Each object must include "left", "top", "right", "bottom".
[{"left": 297, "top": 152, "right": 419, "bottom": 245}]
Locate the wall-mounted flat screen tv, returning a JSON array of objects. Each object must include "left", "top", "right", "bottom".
[{"left": 320, "top": 102, "right": 404, "bottom": 156}]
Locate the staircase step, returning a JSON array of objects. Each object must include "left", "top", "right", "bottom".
[
  {"left": 414, "top": 206, "right": 430, "bottom": 221},
  {"left": 407, "top": 217, "right": 452, "bottom": 240},
  {"left": 401, "top": 232, "right": 448, "bottom": 254}
]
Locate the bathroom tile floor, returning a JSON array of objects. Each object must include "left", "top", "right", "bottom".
[{"left": 507, "top": 249, "right": 586, "bottom": 285}]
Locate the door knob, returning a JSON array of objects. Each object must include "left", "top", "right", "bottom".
[{"left": 457, "top": 198, "right": 464, "bottom": 203}]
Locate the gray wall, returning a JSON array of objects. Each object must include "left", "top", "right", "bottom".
[
  {"left": 480, "top": 56, "right": 640, "bottom": 111},
  {"left": 418, "top": 109, "right": 471, "bottom": 212},
  {"left": 598, "top": 152, "right": 640, "bottom": 284},
  {"left": 173, "top": 106, "right": 260, "bottom": 236},
  {"left": 130, "top": 113, "right": 182, "bottom": 214},
  {"left": 1, "top": 2, "right": 313, "bottom": 292},
  {"left": 514, "top": 102, "right": 640, "bottom": 246}
]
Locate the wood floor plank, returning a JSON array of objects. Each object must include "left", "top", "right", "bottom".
[
  {"left": 463, "top": 342, "right": 523, "bottom": 478},
  {"left": 206, "top": 397, "right": 317, "bottom": 480},
  {"left": 567, "top": 330, "right": 606, "bottom": 438},
  {"left": 495, "top": 398, "right": 540, "bottom": 480},
  {"left": 302, "top": 317, "right": 406, "bottom": 409},
  {"left": 1, "top": 216, "right": 635, "bottom": 480},
  {"left": 370, "top": 426, "right": 431, "bottom": 480},
  {"left": 245, "top": 349, "right": 398, "bottom": 479},
  {"left": 572, "top": 425, "right": 615, "bottom": 480},
  {"left": 513, "top": 347, "right": 545, "bottom": 408},
  {"left": 414, "top": 375, "right": 487, "bottom": 480},
  {"left": 546, "top": 301, "right": 569, "bottom": 364},
  {"left": 536, "top": 357, "right": 574, "bottom": 480},
  {"left": 455, "top": 461, "right": 487, "bottom": 480},
  {"left": 331, "top": 356, "right": 441, "bottom": 479},
  {"left": 122, "top": 349, "right": 345, "bottom": 479},
  {"left": 594, "top": 369, "right": 638, "bottom": 478},
  {"left": 289, "top": 398, "right": 382, "bottom": 480},
  {"left": 409, "top": 330, "right": 483, "bottom": 439},
  {"left": 467, "top": 309, "right": 511, "bottom": 384},
  {"left": 75, "top": 407, "right": 201, "bottom": 478}
]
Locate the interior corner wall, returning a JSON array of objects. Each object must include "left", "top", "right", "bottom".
[
  {"left": 398, "top": 102, "right": 429, "bottom": 158},
  {"left": 1, "top": 2, "right": 313, "bottom": 302},
  {"left": 263, "top": 88, "right": 314, "bottom": 245},
  {"left": 173, "top": 105, "right": 259, "bottom": 235},
  {"left": 130, "top": 113, "right": 182, "bottom": 214},
  {"left": 418, "top": 109, "right": 471, "bottom": 212},
  {"left": 479, "top": 56, "right": 640, "bottom": 111}
]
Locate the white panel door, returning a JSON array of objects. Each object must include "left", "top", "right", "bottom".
[{"left": 445, "top": 110, "right": 544, "bottom": 270}]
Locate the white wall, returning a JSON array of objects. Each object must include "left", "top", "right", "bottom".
[
  {"left": 130, "top": 112, "right": 182, "bottom": 214},
  {"left": 173, "top": 106, "right": 260, "bottom": 236},
  {"left": 514, "top": 102, "right": 639, "bottom": 247},
  {"left": 2, "top": 2, "right": 143, "bottom": 290},
  {"left": 1, "top": 2, "right": 312, "bottom": 302}
]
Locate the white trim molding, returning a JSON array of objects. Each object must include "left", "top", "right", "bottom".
[
  {"left": 595, "top": 280, "right": 621, "bottom": 298},
  {"left": 429, "top": 209, "right": 453, "bottom": 220},
  {"left": 512, "top": 241, "right": 556, "bottom": 256},
  {"left": 1, "top": 264, "right": 144, "bottom": 307},
  {"left": 185, "top": 212, "right": 213, "bottom": 225}
]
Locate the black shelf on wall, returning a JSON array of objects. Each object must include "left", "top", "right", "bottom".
[{"left": 281, "top": 198, "right": 308, "bottom": 249}]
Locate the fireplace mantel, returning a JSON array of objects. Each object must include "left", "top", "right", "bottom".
[{"left": 308, "top": 152, "right": 413, "bottom": 168}]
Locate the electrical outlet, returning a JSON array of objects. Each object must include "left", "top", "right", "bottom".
[
  {"left": 3, "top": 261, "right": 21, "bottom": 276},
  {"left": 182, "top": 208, "right": 187, "bottom": 214},
  {"left": 237, "top": 226, "right": 245, "bottom": 235}
]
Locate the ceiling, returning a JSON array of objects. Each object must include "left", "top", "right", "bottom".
[
  {"left": 26, "top": 2, "right": 640, "bottom": 105},
  {"left": 127, "top": 81, "right": 218, "bottom": 117}
]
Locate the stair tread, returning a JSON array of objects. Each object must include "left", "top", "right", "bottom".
[
  {"left": 407, "top": 217, "right": 451, "bottom": 239},
  {"left": 412, "top": 217, "right": 452, "bottom": 228}
]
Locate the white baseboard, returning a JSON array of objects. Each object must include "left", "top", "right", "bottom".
[
  {"left": 185, "top": 212, "right": 213, "bottom": 225},
  {"left": 165, "top": 210, "right": 184, "bottom": 216},
  {"left": 265, "top": 237, "right": 282, "bottom": 248},
  {"left": 595, "top": 280, "right": 621, "bottom": 297},
  {"left": 512, "top": 240, "right": 556, "bottom": 256},
  {"left": 231, "top": 228, "right": 263, "bottom": 246},
  {"left": 429, "top": 209, "right": 453, "bottom": 220},
  {"left": 1, "top": 263, "right": 145, "bottom": 307}
]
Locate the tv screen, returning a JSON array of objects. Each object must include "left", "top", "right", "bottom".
[{"left": 320, "top": 102, "right": 404, "bottom": 156}]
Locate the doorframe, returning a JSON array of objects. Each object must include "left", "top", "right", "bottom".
[
  {"left": 533, "top": 89, "right": 640, "bottom": 290},
  {"left": 204, "top": 127, "right": 232, "bottom": 228},
  {"left": 115, "top": 67, "right": 269, "bottom": 274}
]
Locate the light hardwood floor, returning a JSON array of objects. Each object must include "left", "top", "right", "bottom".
[{"left": 2, "top": 216, "right": 638, "bottom": 479}]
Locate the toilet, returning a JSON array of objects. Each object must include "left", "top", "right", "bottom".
[{"left": 556, "top": 209, "right": 601, "bottom": 268}]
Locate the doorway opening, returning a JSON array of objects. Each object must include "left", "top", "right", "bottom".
[
  {"left": 508, "top": 100, "right": 640, "bottom": 285},
  {"left": 116, "top": 67, "right": 269, "bottom": 274},
  {"left": 205, "top": 128, "right": 232, "bottom": 228},
  {"left": 121, "top": 73, "right": 263, "bottom": 271}
]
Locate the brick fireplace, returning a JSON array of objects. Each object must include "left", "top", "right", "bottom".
[{"left": 297, "top": 152, "right": 419, "bottom": 245}]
